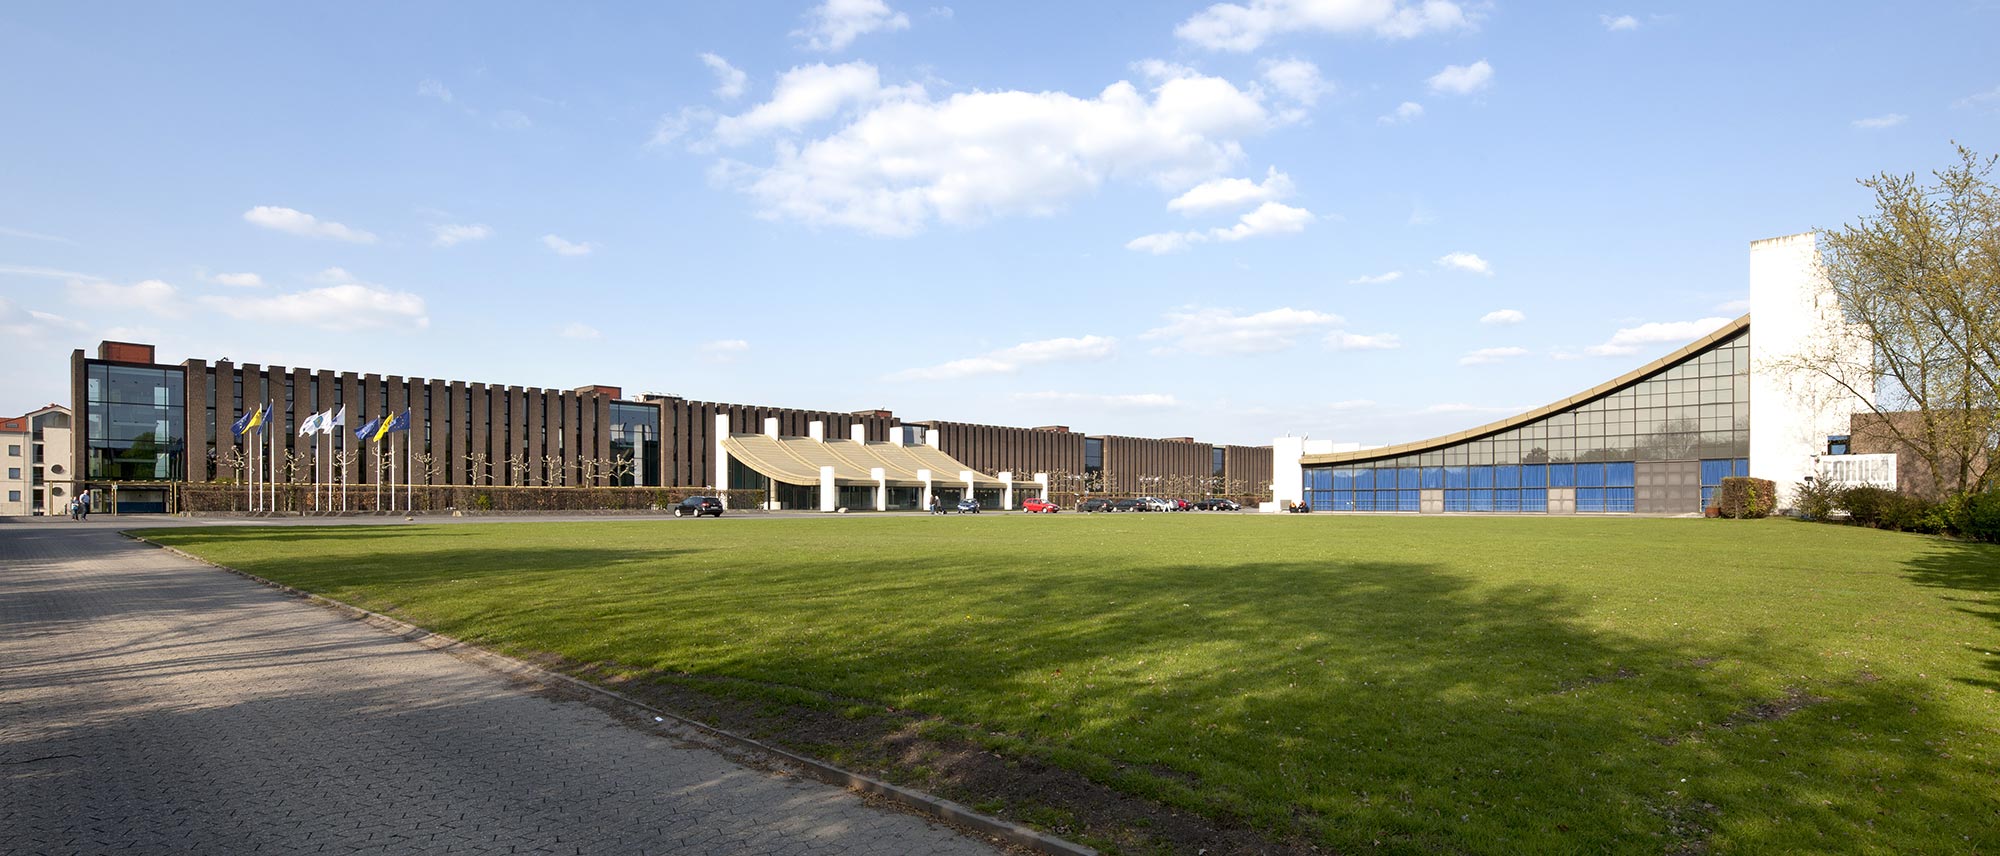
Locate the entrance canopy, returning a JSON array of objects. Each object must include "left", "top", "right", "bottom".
[{"left": 720, "top": 433, "right": 1030, "bottom": 488}]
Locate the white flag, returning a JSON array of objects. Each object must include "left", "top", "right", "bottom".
[
  {"left": 321, "top": 406, "right": 345, "bottom": 435},
  {"left": 297, "top": 410, "right": 321, "bottom": 437}
]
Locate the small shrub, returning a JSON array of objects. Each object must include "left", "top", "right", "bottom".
[
  {"left": 473, "top": 492, "right": 494, "bottom": 511},
  {"left": 1840, "top": 486, "right": 1896, "bottom": 528},
  {"left": 1962, "top": 491, "right": 2000, "bottom": 543},
  {"left": 1792, "top": 479, "right": 1843, "bottom": 521},
  {"left": 1878, "top": 492, "right": 1940, "bottom": 534},
  {"left": 1717, "top": 477, "right": 1776, "bottom": 519}
]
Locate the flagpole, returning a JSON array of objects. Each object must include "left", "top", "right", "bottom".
[{"left": 406, "top": 428, "right": 413, "bottom": 512}]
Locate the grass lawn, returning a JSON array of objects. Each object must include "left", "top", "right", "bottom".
[{"left": 141, "top": 515, "right": 2000, "bottom": 854}]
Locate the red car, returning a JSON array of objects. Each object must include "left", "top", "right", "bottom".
[{"left": 1022, "top": 498, "right": 1060, "bottom": 513}]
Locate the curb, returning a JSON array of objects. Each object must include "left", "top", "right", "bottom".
[{"left": 122, "top": 532, "right": 1096, "bottom": 856}]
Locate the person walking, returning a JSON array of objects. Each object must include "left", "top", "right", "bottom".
[{"left": 76, "top": 488, "right": 91, "bottom": 521}]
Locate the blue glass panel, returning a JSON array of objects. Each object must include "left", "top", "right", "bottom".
[
  {"left": 1398, "top": 490, "right": 1420, "bottom": 511},
  {"left": 1331, "top": 490, "right": 1351, "bottom": 510},
  {"left": 1445, "top": 466, "right": 1469, "bottom": 488},
  {"left": 1604, "top": 487, "right": 1635, "bottom": 512},
  {"left": 1700, "top": 486, "right": 1715, "bottom": 508},
  {"left": 1699, "top": 459, "right": 1733, "bottom": 487},
  {"left": 1577, "top": 463, "right": 1607, "bottom": 487},
  {"left": 1470, "top": 465, "right": 1494, "bottom": 488},
  {"left": 1397, "top": 467, "right": 1419, "bottom": 490},
  {"left": 1735, "top": 457, "right": 1750, "bottom": 477},
  {"left": 1353, "top": 469, "right": 1375, "bottom": 491},
  {"left": 1606, "top": 462, "right": 1635, "bottom": 487},
  {"left": 1577, "top": 487, "right": 1605, "bottom": 513},
  {"left": 1471, "top": 489, "right": 1495, "bottom": 512},
  {"left": 1496, "top": 465, "right": 1521, "bottom": 488},
  {"left": 1494, "top": 489, "right": 1519, "bottom": 512},
  {"left": 1520, "top": 464, "right": 1546, "bottom": 487},
  {"left": 1422, "top": 467, "right": 1444, "bottom": 489},
  {"left": 1521, "top": 488, "right": 1548, "bottom": 512},
  {"left": 1547, "top": 464, "right": 1575, "bottom": 487},
  {"left": 1331, "top": 469, "right": 1352, "bottom": 490},
  {"left": 1310, "top": 492, "right": 1334, "bottom": 511},
  {"left": 1444, "top": 490, "right": 1470, "bottom": 512}
]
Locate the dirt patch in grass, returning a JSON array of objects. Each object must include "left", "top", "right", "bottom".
[
  {"left": 548, "top": 658, "right": 1321, "bottom": 855},
  {"left": 1657, "top": 687, "right": 1828, "bottom": 746},
  {"left": 1555, "top": 666, "right": 1639, "bottom": 694}
]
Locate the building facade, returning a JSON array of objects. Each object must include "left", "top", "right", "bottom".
[
  {"left": 1, "top": 404, "right": 73, "bottom": 516},
  {"left": 65, "top": 343, "right": 1267, "bottom": 512}
]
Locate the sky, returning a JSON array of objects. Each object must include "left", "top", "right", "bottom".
[{"left": 2, "top": 2, "right": 1997, "bottom": 447}]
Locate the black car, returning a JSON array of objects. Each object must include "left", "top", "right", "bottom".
[
  {"left": 673, "top": 496, "right": 724, "bottom": 517},
  {"left": 1110, "top": 498, "right": 1149, "bottom": 512},
  {"left": 1194, "top": 498, "right": 1241, "bottom": 511},
  {"left": 1078, "top": 498, "right": 1112, "bottom": 513}
]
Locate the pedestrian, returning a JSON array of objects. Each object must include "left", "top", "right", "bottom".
[
  {"left": 69, "top": 498, "right": 80, "bottom": 521},
  {"left": 928, "top": 494, "right": 942, "bottom": 515},
  {"left": 77, "top": 488, "right": 91, "bottom": 521}
]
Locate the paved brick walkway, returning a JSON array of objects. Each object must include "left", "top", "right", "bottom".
[{"left": 0, "top": 519, "right": 1001, "bottom": 855}]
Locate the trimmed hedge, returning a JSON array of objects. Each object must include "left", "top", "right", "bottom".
[
  {"left": 178, "top": 483, "right": 768, "bottom": 515},
  {"left": 1716, "top": 477, "right": 1776, "bottom": 519}
]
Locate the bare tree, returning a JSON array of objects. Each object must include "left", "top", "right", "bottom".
[
  {"left": 506, "top": 454, "right": 531, "bottom": 487},
  {"left": 541, "top": 454, "right": 566, "bottom": 487},
  {"left": 610, "top": 453, "right": 636, "bottom": 487},
  {"left": 464, "top": 452, "right": 492, "bottom": 485},
  {"left": 332, "top": 449, "right": 361, "bottom": 511},
  {"left": 219, "top": 445, "right": 249, "bottom": 484}
]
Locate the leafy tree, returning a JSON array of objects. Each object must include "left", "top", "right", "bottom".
[{"left": 1811, "top": 144, "right": 1999, "bottom": 497}]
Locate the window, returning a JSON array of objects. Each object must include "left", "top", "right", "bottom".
[
  {"left": 1084, "top": 437, "right": 1103, "bottom": 473},
  {"left": 7, "top": 490, "right": 17, "bottom": 502},
  {"left": 6, "top": 468, "right": 17, "bottom": 479},
  {"left": 6, "top": 444, "right": 17, "bottom": 456},
  {"left": 1826, "top": 435, "right": 1851, "bottom": 456}
]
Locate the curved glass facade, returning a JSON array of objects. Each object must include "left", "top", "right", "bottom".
[{"left": 1304, "top": 329, "right": 1750, "bottom": 514}]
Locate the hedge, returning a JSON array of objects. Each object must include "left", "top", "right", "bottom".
[
  {"left": 1715, "top": 476, "right": 1776, "bottom": 519},
  {"left": 177, "top": 483, "right": 768, "bottom": 515}
]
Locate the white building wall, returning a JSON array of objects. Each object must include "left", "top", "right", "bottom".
[
  {"left": 1269, "top": 437, "right": 1363, "bottom": 511},
  {"left": 1747, "top": 233, "right": 1874, "bottom": 510},
  {"left": 0, "top": 429, "right": 27, "bottom": 515}
]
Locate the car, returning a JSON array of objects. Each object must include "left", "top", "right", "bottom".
[
  {"left": 1110, "top": 498, "right": 1149, "bottom": 512},
  {"left": 673, "top": 495, "right": 724, "bottom": 517},
  {"left": 1172, "top": 498, "right": 1191, "bottom": 511},
  {"left": 1077, "top": 498, "right": 1112, "bottom": 513},
  {"left": 1139, "top": 496, "right": 1175, "bottom": 512},
  {"left": 955, "top": 498, "right": 982, "bottom": 513},
  {"left": 1194, "top": 498, "right": 1240, "bottom": 511},
  {"left": 1022, "top": 498, "right": 1060, "bottom": 513}
]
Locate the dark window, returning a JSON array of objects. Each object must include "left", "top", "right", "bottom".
[
  {"left": 1827, "top": 435, "right": 1851, "bottom": 456},
  {"left": 1084, "top": 437, "right": 1103, "bottom": 473}
]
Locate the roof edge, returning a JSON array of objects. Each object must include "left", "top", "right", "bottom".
[{"left": 1299, "top": 314, "right": 1750, "bottom": 466}]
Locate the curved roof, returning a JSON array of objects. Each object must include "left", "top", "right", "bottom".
[
  {"left": 823, "top": 439, "right": 926, "bottom": 486},
  {"left": 721, "top": 434, "right": 826, "bottom": 484},
  {"left": 723, "top": 434, "right": 1031, "bottom": 487},
  {"left": 1300, "top": 314, "right": 1750, "bottom": 467}
]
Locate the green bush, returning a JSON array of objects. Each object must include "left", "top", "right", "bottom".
[
  {"left": 1717, "top": 477, "right": 1776, "bottom": 519},
  {"left": 1792, "top": 479, "right": 1843, "bottom": 521},
  {"left": 1962, "top": 491, "right": 2000, "bottom": 543},
  {"left": 1840, "top": 485, "right": 1896, "bottom": 528},
  {"left": 1878, "top": 492, "right": 1941, "bottom": 534}
]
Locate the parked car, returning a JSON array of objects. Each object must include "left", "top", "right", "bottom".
[
  {"left": 1172, "top": 498, "right": 1191, "bottom": 511},
  {"left": 1194, "top": 498, "right": 1240, "bottom": 511},
  {"left": 674, "top": 496, "right": 724, "bottom": 517},
  {"left": 1022, "top": 498, "right": 1060, "bottom": 513},
  {"left": 1111, "top": 498, "right": 1149, "bottom": 512},
  {"left": 1139, "top": 496, "right": 1175, "bottom": 512},
  {"left": 955, "top": 498, "right": 982, "bottom": 513},
  {"left": 1078, "top": 498, "right": 1112, "bottom": 513}
]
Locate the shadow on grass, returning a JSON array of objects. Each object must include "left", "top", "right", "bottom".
[{"left": 1900, "top": 537, "right": 2000, "bottom": 692}]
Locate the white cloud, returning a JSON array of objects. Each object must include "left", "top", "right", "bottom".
[
  {"left": 211, "top": 272, "right": 264, "bottom": 287},
  {"left": 1479, "top": 308, "right": 1525, "bottom": 324},
  {"left": 0, "top": 226, "right": 77, "bottom": 244},
  {"left": 1166, "top": 167, "right": 1295, "bottom": 215},
  {"left": 201, "top": 269, "right": 427, "bottom": 331},
  {"left": 1585, "top": 317, "right": 1731, "bottom": 357},
  {"left": 890, "top": 335, "right": 1115, "bottom": 381},
  {"left": 1428, "top": 60, "right": 1493, "bottom": 95},
  {"left": 417, "top": 78, "right": 452, "bottom": 102},
  {"left": 701, "top": 339, "right": 752, "bottom": 362},
  {"left": 541, "top": 234, "right": 597, "bottom": 256},
  {"left": 0, "top": 297, "right": 86, "bottom": 338},
  {"left": 721, "top": 66, "right": 1277, "bottom": 236},
  {"left": 559, "top": 322, "right": 601, "bottom": 340},
  {"left": 1347, "top": 271, "right": 1403, "bottom": 285},
  {"left": 797, "top": 0, "right": 910, "bottom": 51},
  {"left": 712, "top": 61, "right": 919, "bottom": 145},
  {"left": 699, "top": 52, "right": 748, "bottom": 100},
  {"left": 1955, "top": 85, "right": 2000, "bottom": 110},
  {"left": 1714, "top": 298, "right": 1750, "bottom": 314},
  {"left": 1851, "top": 113, "right": 1907, "bottom": 129},
  {"left": 1378, "top": 100, "right": 1424, "bottom": 124},
  {"left": 1142, "top": 306, "right": 1342, "bottom": 355},
  {"left": 0, "top": 264, "right": 101, "bottom": 281},
  {"left": 68, "top": 278, "right": 182, "bottom": 316},
  {"left": 1600, "top": 14, "right": 1639, "bottom": 31},
  {"left": 243, "top": 206, "right": 378, "bottom": 244},
  {"left": 1012, "top": 391, "right": 1180, "bottom": 408},
  {"left": 430, "top": 223, "right": 493, "bottom": 247},
  {"left": 1425, "top": 402, "right": 1525, "bottom": 414},
  {"left": 492, "top": 110, "right": 532, "bottom": 130},
  {"left": 1176, "top": 0, "right": 1475, "bottom": 51},
  {"left": 650, "top": 106, "right": 715, "bottom": 149},
  {"left": 1128, "top": 201, "right": 1314, "bottom": 253},
  {"left": 1437, "top": 251, "right": 1492, "bottom": 274},
  {"left": 1327, "top": 331, "right": 1402, "bottom": 350},
  {"left": 1260, "top": 58, "right": 1329, "bottom": 105},
  {"left": 1459, "top": 345, "right": 1528, "bottom": 365}
]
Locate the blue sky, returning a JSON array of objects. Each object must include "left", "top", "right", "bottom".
[{"left": 2, "top": 2, "right": 1996, "bottom": 446}]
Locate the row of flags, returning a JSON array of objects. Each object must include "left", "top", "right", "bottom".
[{"left": 228, "top": 403, "right": 412, "bottom": 443}]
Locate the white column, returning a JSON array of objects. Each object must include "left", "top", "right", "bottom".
[
  {"left": 999, "top": 471, "right": 1014, "bottom": 510},
  {"left": 918, "top": 468, "right": 932, "bottom": 509},
  {"left": 1034, "top": 472, "right": 1049, "bottom": 501},
  {"left": 871, "top": 467, "right": 887, "bottom": 511},
  {"left": 819, "top": 465, "right": 837, "bottom": 512},
  {"left": 961, "top": 470, "right": 976, "bottom": 507},
  {"left": 809, "top": 420, "right": 825, "bottom": 442},
  {"left": 926, "top": 428, "right": 941, "bottom": 449},
  {"left": 714, "top": 413, "right": 732, "bottom": 506},
  {"left": 1748, "top": 232, "right": 1873, "bottom": 510},
  {"left": 1270, "top": 435, "right": 1305, "bottom": 512},
  {"left": 890, "top": 424, "right": 905, "bottom": 446},
  {"left": 851, "top": 423, "right": 869, "bottom": 443},
  {"left": 763, "top": 417, "right": 780, "bottom": 438}
]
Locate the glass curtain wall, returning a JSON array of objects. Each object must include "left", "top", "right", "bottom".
[
  {"left": 84, "top": 362, "right": 186, "bottom": 482},
  {"left": 1304, "top": 330, "right": 1750, "bottom": 514},
  {"left": 607, "top": 402, "right": 661, "bottom": 486}
]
